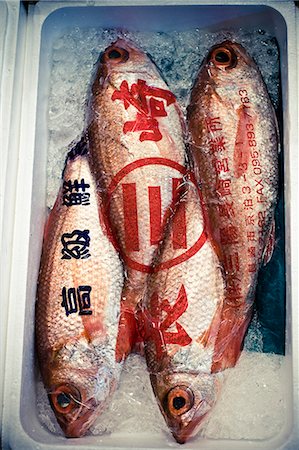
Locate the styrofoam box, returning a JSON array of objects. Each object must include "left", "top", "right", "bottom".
[
  {"left": 0, "top": 0, "right": 26, "bottom": 434},
  {"left": 2, "top": 1, "right": 298, "bottom": 449}
]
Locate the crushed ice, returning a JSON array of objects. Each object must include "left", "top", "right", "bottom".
[{"left": 38, "top": 25, "right": 284, "bottom": 442}]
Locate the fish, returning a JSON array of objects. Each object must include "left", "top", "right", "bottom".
[
  {"left": 35, "top": 140, "right": 124, "bottom": 437},
  {"left": 140, "top": 176, "right": 225, "bottom": 443},
  {"left": 86, "top": 39, "right": 186, "bottom": 358},
  {"left": 187, "top": 41, "right": 279, "bottom": 372}
]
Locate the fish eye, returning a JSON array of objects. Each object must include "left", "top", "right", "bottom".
[
  {"left": 49, "top": 385, "right": 81, "bottom": 415},
  {"left": 209, "top": 45, "right": 237, "bottom": 69},
  {"left": 165, "top": 386, "right": 194, "bottom": 417},
  {"left": 57, "top": 392, "right": 71, "bottom": 409},
  {"left": 101, "top": 46, "right": 129, "bottom": 64}
]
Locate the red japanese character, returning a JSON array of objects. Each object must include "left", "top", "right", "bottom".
[
  {"left": 248, "top": 263, "right": 257, "bottom": 273},
  {"left": 248, "top": 246, "right": 256, "bottom": 258},
  {"left": 214, "top": 157, "right": 229, "bottom": 174},
  {"left": 223, "top": 252, "right": 240, "bottom": 274},
  {"left": 226, "top": 276, "right": 242, "bottom": 302},
  {"left": 208, "top": 136, "right": 226, "bottom": 154},
  {"left": 205, "top": 116, "right": 222, "bottom": 133},
  {"left": 218, "top": 201, "right": 235, "bottom": 218},
  {"left": 141, "top": 285, "right": 192, "bottom": 360},
  {"left": 258, "top": 211, "right": 266, "bottom": 228},
  {"left": 112, "top": 79, "right": 176, "bottom": 142},
  {"left": 243, "top": 198, "right": 253, "bottom": 210},
  {"left": 216, "top": 179, "right": 232, "bottom": 197},
  {"left": 220, "top": 225, "right": 239, "bottom": 245},
  {"left": 245, "top": 215, "right": 255, "bottom": 226},
  {"left": 247, "top": 231, "right": 256, "bottom": 242}
]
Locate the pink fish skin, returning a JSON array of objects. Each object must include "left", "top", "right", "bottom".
[
  {"left": 140, "top": 176, "right": 225, "bottom": 443},
  {"left": 187, "top": 41, "right": 279, "bottom": 371},
  {"left": 35, "top": 143, "right": 124, "bottom": 437},
  {"left": 86, "top": 39, "right": 187, "bottom": 359}
]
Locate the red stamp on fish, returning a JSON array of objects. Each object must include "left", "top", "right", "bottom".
[
  {"left": 112, "top": 79, "right": 176, "bottom": 142},
  {"left": 102, "top": 157, "right": 207, "bottom": 273}
]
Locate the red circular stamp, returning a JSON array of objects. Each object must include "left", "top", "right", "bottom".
[{"left": 102, "top": 157, "right": 207, "bottom": 273}]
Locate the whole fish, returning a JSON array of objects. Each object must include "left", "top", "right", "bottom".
[
  {"left": 86, "top": 39, "right": 186, "bottom": 358},
  {"left": 140, "top": 178, "right": 225, "bottom": 443},
  {"left": 187, "top": 41, "right": 279, "bottom": 371},
  {"left": 35, "top": 141, "right": 124, "bottom": 437}
]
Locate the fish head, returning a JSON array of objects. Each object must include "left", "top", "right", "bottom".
[
  {"left": 150, "top": 371, "right": 221, "bottom": 443},
  {"left": 92, "top": 39, "right": 156, "bottom": 90},
  {"left": 46, "top": 344, "right": 118, "bottom": 437},
  {"left": 203, "top": 40, "right": 255, "bottom": 85}
]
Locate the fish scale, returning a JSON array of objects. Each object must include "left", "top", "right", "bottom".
[
  {"left": 35, "top": 148, "right": 123, "bottom": 437},
  {"left": 86, "top": 39, "right": 187, "bottom": 358},
  {"left": 142, "top": 180, "right": 225, "bottom": 443},
  {"left": 187, "top": 41, "right": 279, "bottom": 372}
]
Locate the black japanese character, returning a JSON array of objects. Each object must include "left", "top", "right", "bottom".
[
  {"left": 63, "top": 178, "right": 90, "bottom": 206},
  {"left": 61, "top": 229, "right": 91, "bottom": 259},
  {"left": 61, "top": 286, "right": 92, "bottom": 316}
]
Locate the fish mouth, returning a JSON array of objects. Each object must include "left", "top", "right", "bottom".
[
  {"left": 59, "top": 406, "right": 97, "bottom": 438},
  {"left": 48, "top": 384, "right": 99, "bottom": 438},
  {"left": 170, "top": 411, "right": 209, "bottom": 444},
  {"left": 150, "top": 372, "right": 220, "bottom": 443}
]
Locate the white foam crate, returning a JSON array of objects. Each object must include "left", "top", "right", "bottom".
[
  {"left": 0, "top": 0, "right": 26, "bottom": 432},
  {"left": 1, "top": 1, "right": 298, "bottom": 449}
]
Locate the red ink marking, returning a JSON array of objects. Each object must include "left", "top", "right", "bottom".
[
  {"left": 243, "top": 198, "right": 253, "bottom": 211},
  {"left": 245, "top": 214, "right": 255, "bottom": 226},
  {"left": 141, "top": 285, "right": 192, "bottom": 360},
  {"left": 223, "top": 252, "right": 240, "bottom": 273},
  {"left": 122, "top": 183, "right": 139, "bottom": 251},
  {"left": 112, "top": 79, "right": 176, "bottom": 142},
  {"left": 233, "top": 105, "right": 253, "bottom": 178},
  {"left": 248, "top": 262, "right": 257, "bottom": 273},
  {"left": 226, "top": 276, "right": 242, "bottom": 301},
  {"left": 205, "top": 117, "right": 222, "bottom": 134},
  {"left": 172, "top": 178, "right": 187, "bottom": 249},
  {"left": 258, "top": 211, "right": 266, "bottom": 228},
  {"left": 103, "top": 158, "right": 207, "bottom": 273},
  {"left": 208, "top": 136, "right": 226, "bottom": 154},
  {"left": 242, "top": 186, "right": 251, "bottom": 195},
  {"left": 216, "top": 179, "right": 232, "bottom": 197},
  {"left": 248, "top": 246, "right": 256, "bottom": 258},
  {"left": 257, "top": 195, "right": 266, "bottom": 204},
  {"left": 247, "top": 231, "right": 256, "bottom": 242},
  {"left": 214, "top": 157, "right": 229, "bottom": 174},
  {"left": 219, "top": 225, "right": 239, "bottom": 245},
  {"left": 218, "top": 201, "right": 235, "bottom": 219},
  {"left": 148, "top": 186, "right": 162, "bottom": 245}
]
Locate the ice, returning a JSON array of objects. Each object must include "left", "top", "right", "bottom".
[
  {"left": 37, "top": 352, "right": 287, "bottom": 441},
  {"left": 39, "top": 24, "right": 284, "bottom": 442},
  {"left": 203, "top": 352, "right": 287, "bottom": 440},
  {"left": 46, "top": 27, "right": 280, "bottom": 208}
]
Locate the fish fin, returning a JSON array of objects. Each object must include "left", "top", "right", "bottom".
[
  {"left": 65, "top": 134, "right": 89, "bottom": 163},
  {"left": 115, "top": 302, "right": 138, "bottom": 362},
  {"left": 262, "top": 219, "right": 275, "bottom": 266},
  {"left": 81, "top": 316, "right": 106, "bottom": 343},
  {"left": 211, "top": 306, "right": 253, "bottom": 372},
  {"left": 233, "top": 105, "right": 255, "bottom": 178}
]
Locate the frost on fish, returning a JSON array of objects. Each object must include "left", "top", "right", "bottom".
[
  {"left": 187, "top": 41, "right": 279, "bottom": 372},
  {"left": 141, "top": 180, "right": 226, "bottom": 443},
  {"left": 86, "top": 39, "right": 187, "bottom": 359},
  {"left": 35, "top": 143, "right": 124, "bottom": 437}
]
